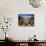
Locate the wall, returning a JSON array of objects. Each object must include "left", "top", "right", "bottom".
[{"left": 0, "top": 0, "right": 46, "bottom": 40}]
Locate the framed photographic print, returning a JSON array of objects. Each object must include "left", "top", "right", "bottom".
[{"left": 18, "top": 14, "right": 34, "bottom": 26}]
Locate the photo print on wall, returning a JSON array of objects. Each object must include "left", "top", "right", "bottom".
[{"left": 18, "top": 14, "right": 34, "bottom": 26}]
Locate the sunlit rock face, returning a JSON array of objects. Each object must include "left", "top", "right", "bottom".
[{"left": 29, "top": 0, "right": 42, "bottom": 8}]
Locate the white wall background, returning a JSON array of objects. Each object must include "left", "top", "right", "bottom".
[{"left": 0, "top": 0, "right": 46, "bottom": 40}]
